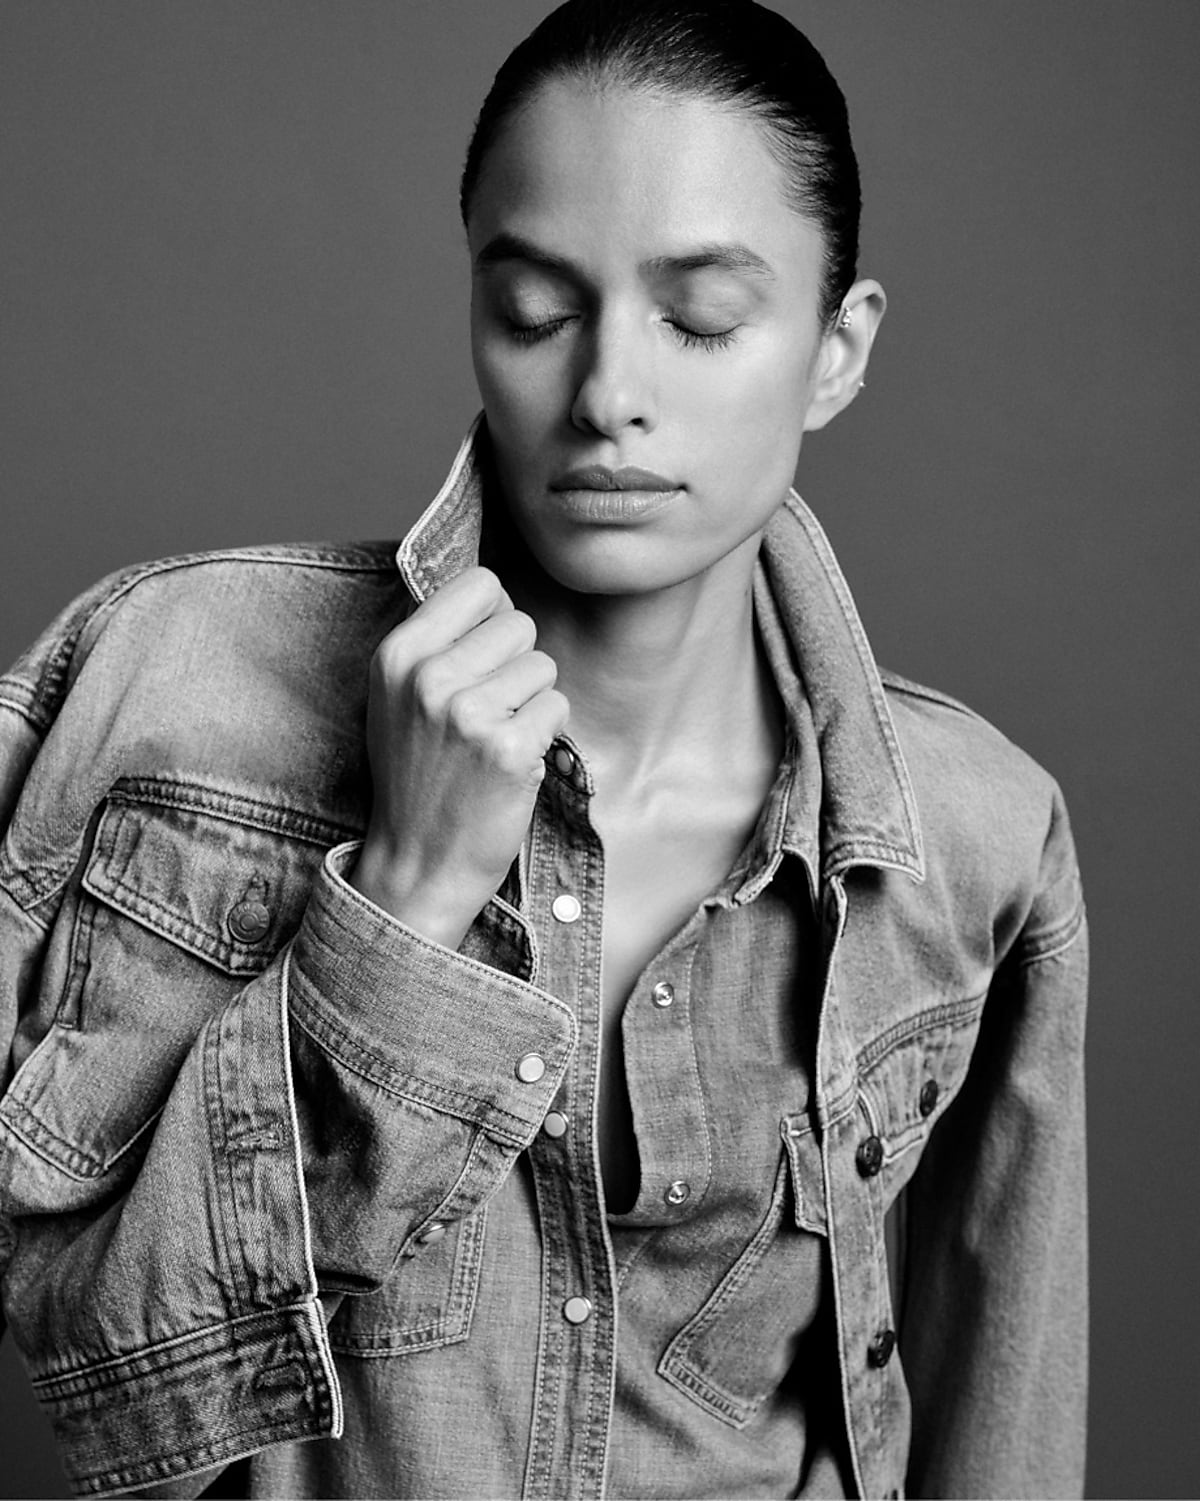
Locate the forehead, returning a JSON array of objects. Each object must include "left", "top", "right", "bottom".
[{"left": 467, "top": 80, "right": 821, "bottom": 276}]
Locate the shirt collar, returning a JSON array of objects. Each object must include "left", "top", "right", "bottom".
[{"left": 396, "top": 416, "right": 924, "bottom": 886}]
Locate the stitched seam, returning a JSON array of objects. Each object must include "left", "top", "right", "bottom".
[
  {"left": 109, "top": 779, "right": 357, "bottom": 846},
  {"left": 858, "top": 992, "right": 988, "bottom": 1071},
  {"left": 1018, "top": 903, "right": 1086, "bottom": 967},
  {"left": 32, "top": 1303, "right": 320, "bottom": 1389},
  {"left": 287, "top": 1002, "right": 530, "bottom": 1143}
]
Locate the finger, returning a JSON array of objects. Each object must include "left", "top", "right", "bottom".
[
  {"left": 515, "top": 686, "right": 571, "bottom": 748},
  {"left": 454, "top": 650, "right": 559, "bottom": 722},
  {"left": 437, "top": 608, "right": 538, "bottom": 683},
  {"left": 405, "top": 567, "right": 513, "bottom": 652}
]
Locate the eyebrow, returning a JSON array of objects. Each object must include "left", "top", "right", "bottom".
[{"left": 474, "top": 231, "right": 776, "bottom": 283}]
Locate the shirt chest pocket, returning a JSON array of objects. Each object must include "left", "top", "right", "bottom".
[
  {"left": 657, "top": 1123, "right": 829, "bottom": 1429},
  {"left": 0, "top": 788, "right": 327, "bottom": 1191}
]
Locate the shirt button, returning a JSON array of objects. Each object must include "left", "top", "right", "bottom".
[
  {"left": 664, "top": 1179, "right": 691, "bottom": 1206},
  {"left": 856, "top": 1135, "right": 885, "bottom": 1177},
  {"left": 918, "top": 1079, "right": 940, "bottom": 1117},
  {"left": 563, "top": 1296, "right": 592, "bottom": 1325},
  {"left": 551, "top": 893, "right": 582, "bottom": 924},
  {"left": 651, "top": 981, "right": 675, "bottom": 1009},
  {"left": 553, "top": 745, "right": 575, "bottom": 778},
  {"left": 227, "top": 899, "right": 271, "bottom": 944},
  {"left": 868, "top": 1327, "right": 897, "bottom": 1368},
  {"left": 516, "top": 1053, "right": 546, "bottom": 1084},
  {"left": 416, "top": 1222, "right": 446, "bottom": 1247},
  {"left": 542, "top": 1111, "right": 568, "bottom": 1139}
]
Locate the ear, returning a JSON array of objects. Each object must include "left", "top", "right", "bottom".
[{"left": 802, "top": 278, "right": 886, "bottom": 432}]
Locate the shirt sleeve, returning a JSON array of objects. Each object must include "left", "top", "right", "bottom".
[
  {"left": 0, "top": 610, "right": 575, "bottom": 1495},
  {"left": 898, "top": 781, "right": 1089, "bottom": 1499}
]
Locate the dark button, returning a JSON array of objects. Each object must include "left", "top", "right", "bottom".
[
  {"left": 918, "top": 1079, "right": 939, "bottom": 1117},
  {"left": 227, "top": 899, "right": 271, "bottom": 944},
  {"left": 855, "top": 1134, "right": 884, "bottom": 1177},
  {"left": 868, "top": 1327, "right": 897, "bottom": 1368}
]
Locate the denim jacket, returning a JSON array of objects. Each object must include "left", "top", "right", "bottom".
[{"left": 0, "top": 422, "right": 1087, "bottom": 1498}]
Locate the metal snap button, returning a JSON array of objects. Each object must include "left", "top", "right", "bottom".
[
  {"left": 855, "top": 1135, "right": 884, "bottom": 1177},
  {"left": 542, "top": 1111, "right": 568, "bottom": 1139},
  {"left": 664, "top": 1179, "right": 691, "bottom": 1206},
  {"left": 918, "top": 1079, "right": 940, "bottom": 1117},
  {"left": 516, "top": 1053, "right": 546, "bottom": 1084},
  {"left": 563, "top": 1296, "right": 592, "bottom": 1325},
  {"left": 868, "top": 1327, "right": 897, "bottom": 1368},
  {"left": 227, "top": 899, "right": 271, "bottom": 944},
  {"left": 651, "top": 981, "right": 675, "bottom": 1009},
  {"left": 416, "top": 1222, "right": 446, "bottom": 1247},
  {"left": 553, "top": 745, "right": 575, "bottom": 778},
  {"left": 551, "top": 893, "right": 582, "bottom": 923}
]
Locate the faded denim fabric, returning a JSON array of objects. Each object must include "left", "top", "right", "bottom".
[{"left": 0, "top": 420, "right": 1087, "bottom": 1499}]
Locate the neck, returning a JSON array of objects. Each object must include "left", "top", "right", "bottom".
[{"left": 499, "top": 533, "right": 781, "bottom": 794}]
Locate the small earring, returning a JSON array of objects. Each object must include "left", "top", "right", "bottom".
[{"left": 838, "top": 306, "right": 853, "bottom": 330}]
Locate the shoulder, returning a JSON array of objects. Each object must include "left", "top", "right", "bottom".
[
  {"left": 879, "top": 667, "right": 1083, "bottom": 959},
  {"left": 2, "top": 542, "right": 405, "bottom": 738},
  {"left": 879, "top": 666, "right": 1058, "bottom": 815}
]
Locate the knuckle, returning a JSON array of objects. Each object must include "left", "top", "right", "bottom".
[
  {"left": 465, "top": 565, "right": 509, "bottom": 610},
  {"left": 446, "top": 688, "right": 487, "bottom": 739},
  {"left": 411, "top": 655, "right": 453, "bottom": 712},
  {"left": 509, "top": 611, "right": 538, "bottom": 649},
  {"left": 526, "top": 649, "right": 558, "bottom": 684},
  {"left": 492, "top": 722, "right": 535, "bottom": 777}
]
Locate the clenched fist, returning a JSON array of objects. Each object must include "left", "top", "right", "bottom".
[{"left": 350, "top": 567, "right": 569, "bottom": 949}]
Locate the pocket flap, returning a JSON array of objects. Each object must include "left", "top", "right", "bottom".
[
  {"left": 781, "top": 1114, "right": 827, "bottom": 1236},
  {"left": 83, "top": 789, "right": 328, "bottom": 975}
]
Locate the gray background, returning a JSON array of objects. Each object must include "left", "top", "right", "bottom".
[{"left": 2, "top": 2, "right": 1197, "bottom": 1496}]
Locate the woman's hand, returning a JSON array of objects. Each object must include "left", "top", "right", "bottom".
[{"left": 349, "top": 566, "right": 569, "bottom": 950}]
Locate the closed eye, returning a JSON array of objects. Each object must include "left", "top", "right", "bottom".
[
  {"left": 506, "top": 316, "right": 576, "bottom": 345},
  {"left": 507, "top": 316, "right": 740, "bottom": 352},
  {"left": 666, "top": 320, "right": 739, "bottom": 351}
]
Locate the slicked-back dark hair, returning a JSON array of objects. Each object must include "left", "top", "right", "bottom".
[{"left": 459, "top": 0, "right": 860, "bottom": 327}]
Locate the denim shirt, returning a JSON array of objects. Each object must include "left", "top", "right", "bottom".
[{"left": 0, "top": 421, "right": 1087, "bottom": 1499}]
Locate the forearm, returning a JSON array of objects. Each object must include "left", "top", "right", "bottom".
[{"left": 1, "top": 845, "right": 574, "bottom": 1496}]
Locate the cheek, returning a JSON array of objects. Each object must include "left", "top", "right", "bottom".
[
  {"left": 473, "top": 338, "right": 561, "bottom": 443},
  {"left": 685, "top": 343, "right": 811, "bottom": 479}
]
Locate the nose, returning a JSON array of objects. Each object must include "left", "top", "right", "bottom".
[{"left": 569, "top": 313, "right": 659, "bottom": 438}]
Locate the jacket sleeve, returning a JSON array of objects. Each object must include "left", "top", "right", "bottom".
[
  {"left": 899, "top": 782, "right": 1089, "bottom": 1499},
  {"left": 0, "top": 602, "right": 576, "bottom": 1497}
]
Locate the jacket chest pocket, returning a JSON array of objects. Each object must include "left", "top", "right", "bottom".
[
  {"left": 855, "top": 992, "right": 987, "bottom": 1206},
  {"left": 657, "top": 1122, "right": 829, "bottom": 1429},
  {"left": 0, "top": 788, "right": 327, "bottom": 1190},
  {"left": 328, "top": 1205, "right": 488, "bottom": 1357}
]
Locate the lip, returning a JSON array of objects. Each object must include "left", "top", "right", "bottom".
[{"left": 550, "top": 465, "right": 682, "bottom": 493}]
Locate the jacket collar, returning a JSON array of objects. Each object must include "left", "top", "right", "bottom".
[{"left": 396, "top": 416, "right": 924, "bottom": 884}]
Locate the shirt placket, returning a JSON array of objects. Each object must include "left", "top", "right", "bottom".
[{"left": 520, "top": 739, "right": 617, "bottom": 1501}]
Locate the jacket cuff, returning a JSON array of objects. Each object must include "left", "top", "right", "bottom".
[
  {"left": 287, "top": 844, "right": 576, "bottom": 1147},
  {"left": 34, "top": 1303, "right": 337, "bottom": 1497}
]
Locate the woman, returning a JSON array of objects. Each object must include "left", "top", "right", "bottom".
[{"left": 0, "top": 2, "right": 1087, "bottom": 1497}]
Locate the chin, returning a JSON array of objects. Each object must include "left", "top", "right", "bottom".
[{"left": 521, "top": 525, "right": 700, "bottom": 599}]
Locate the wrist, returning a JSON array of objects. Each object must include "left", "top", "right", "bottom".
[{"left": 347, "top": 841, "right": 477, "bottom": 952}]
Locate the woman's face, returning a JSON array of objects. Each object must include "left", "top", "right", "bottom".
[{"left": 468, "top": 80, "right": 843, "bottom": 598}]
